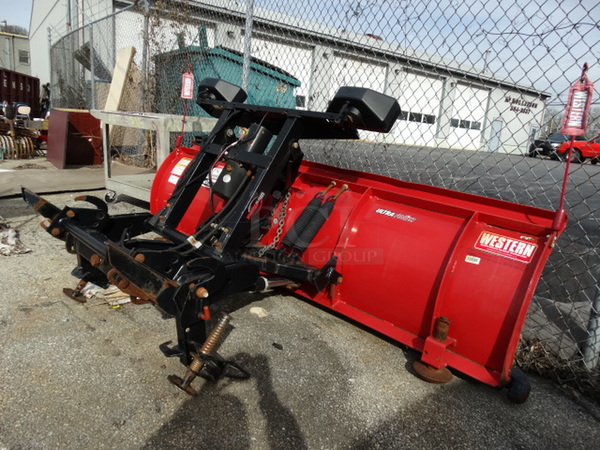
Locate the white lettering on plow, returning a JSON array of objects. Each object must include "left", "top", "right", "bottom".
[{"left": 476, "top": 232, "right": 536, "bottom": 262}]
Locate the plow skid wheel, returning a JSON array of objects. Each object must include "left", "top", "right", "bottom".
[
  {"left": 412, "top": 361, "right": 453, "bottom": 384},
  {"left": 167, "top": 313, "right": 236, "bottom": 396},
  {"left": 167, "top": 375, "right": 199, "bottom": 397},
  {"left": 505, "top": 367, "right": 531, "bottom": 404},
  {"left": 62, "top": 287, "right": 86, "bottom": 303}
]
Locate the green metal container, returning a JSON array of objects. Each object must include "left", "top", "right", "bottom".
[{"left": 154, "top": 36, "right": 301, "bottom": 117}]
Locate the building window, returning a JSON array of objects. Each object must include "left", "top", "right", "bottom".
[
  {"left": 409, "top": 112, "right": 423, "bottom": 122},
  {"left": 451, "top": 118, "right": 481, "bottom": 130},
  {"left": 422, "top": 114, "right": 436, "bottom": 124},
  {"left": 19, "top": 50, "right": 30, "bottom": 65},
  {"left": 400, "top": 110, "right": 436, "bottom": 124}
]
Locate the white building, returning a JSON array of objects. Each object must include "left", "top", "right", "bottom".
[
  {"left": 0, "top": 31, "right": 31, "bottom": 75},
  {"left": 29, "top": 0, "right": 549, "bottom": 154},
  {"left": 29, "top": 0, "right": 114, "bottom": 84}
]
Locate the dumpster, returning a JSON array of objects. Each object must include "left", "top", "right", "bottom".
[{"left": 154, "top": 30, "right": 300, "bottom": 116}]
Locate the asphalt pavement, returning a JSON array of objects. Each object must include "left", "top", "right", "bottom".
[{"left": 1, "top": 187, "right": 600, "bottom": 449}]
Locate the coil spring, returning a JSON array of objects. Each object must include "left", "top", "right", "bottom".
[
  {"left": 188, "top": 357, "right": 204, "bottom": 374},
  {"left": 281, "top": 197, "right": 322, "bottom": 248},
  {"left": 200, "top": 313, "right": 232, "bottom": 356},
  {"left": 293, "top": 201, "right": 334, "bottom": 253}
]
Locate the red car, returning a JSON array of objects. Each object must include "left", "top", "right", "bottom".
[{"left": 556, "top": 134, "right": 600, "bottom": 164}]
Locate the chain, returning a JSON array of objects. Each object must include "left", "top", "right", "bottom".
[{"left": 258, "top": 190, "right": 291, "bottom": 257}]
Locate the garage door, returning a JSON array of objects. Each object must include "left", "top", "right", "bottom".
[
  {"left": 447, "top": 84, "right": 489, "bottom": 150},
  {"left": 390, "top": 72, "right": 443, "bottom": 145}
]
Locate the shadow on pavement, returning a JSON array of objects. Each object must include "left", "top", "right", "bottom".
[{"left": 141, "top": 353, "right": 308, "bottom": 450}]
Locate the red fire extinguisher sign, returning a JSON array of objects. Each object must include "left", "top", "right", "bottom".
[
  {"left": 181, "top": 72, "right": 195, "bottom": 100},
  {"left": 560, "top": 63, "right": 594, "bottom": 136}
]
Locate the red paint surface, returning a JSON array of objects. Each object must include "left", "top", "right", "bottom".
[{"left": 152, "top": 151, "right": 562, "bottom": 387}]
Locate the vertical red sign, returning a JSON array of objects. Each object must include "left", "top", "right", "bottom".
[
  {"left": 561, "top": 63, "right": 594, "bottom": 136},
  {"left": 181, "top": 72, "right": 195, "bottom": 100}
]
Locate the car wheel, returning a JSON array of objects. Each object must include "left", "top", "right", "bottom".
[
  {"left": 556, "top": 151, "right": 567, "bottom": 162},
  {"left": 572, "top": 149, "right": 584, "bottom": 164},
  {"left": 591, "top": 158, "right": 598, "bottom": 165}
]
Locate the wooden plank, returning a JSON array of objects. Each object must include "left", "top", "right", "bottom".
[{"left": 104, "top": 46, "right": 136, "bottom": 111}]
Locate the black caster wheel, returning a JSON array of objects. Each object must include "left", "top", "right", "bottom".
[
  {"left": 104, "top": 191, "right": 118, "bottom": 203},
  {"left": 506, "top": 367, "right": 531, "bottom": 404}
]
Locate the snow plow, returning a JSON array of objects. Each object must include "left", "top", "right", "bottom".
[{"left": 23, "top": 78, "right": 566, "bottom": 403}]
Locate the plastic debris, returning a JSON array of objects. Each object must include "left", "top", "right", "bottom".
[
  {"left": 81, "top": 282, "right": 131, "bottom": 307},
  {"left": 0, "top": 223, "right": 31, "bottom": 256}
]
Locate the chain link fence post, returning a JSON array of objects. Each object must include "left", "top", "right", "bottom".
[
  {"left": 90, "top": 24, "right": 96, "bottom": 109},
  {"left": 140, "top": 0, "right": 150, "bottom": 113},
  {"left": 241, "top": 0, "right": 254, "bottom": 92}
]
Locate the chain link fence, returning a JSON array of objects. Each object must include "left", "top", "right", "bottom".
[{"left": 48, "top": 0, "right": 600, "bottom": 397}]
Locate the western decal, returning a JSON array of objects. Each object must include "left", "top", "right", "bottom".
[{"left": 475, "top": 232, "right": 537, "bottom": 263}]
